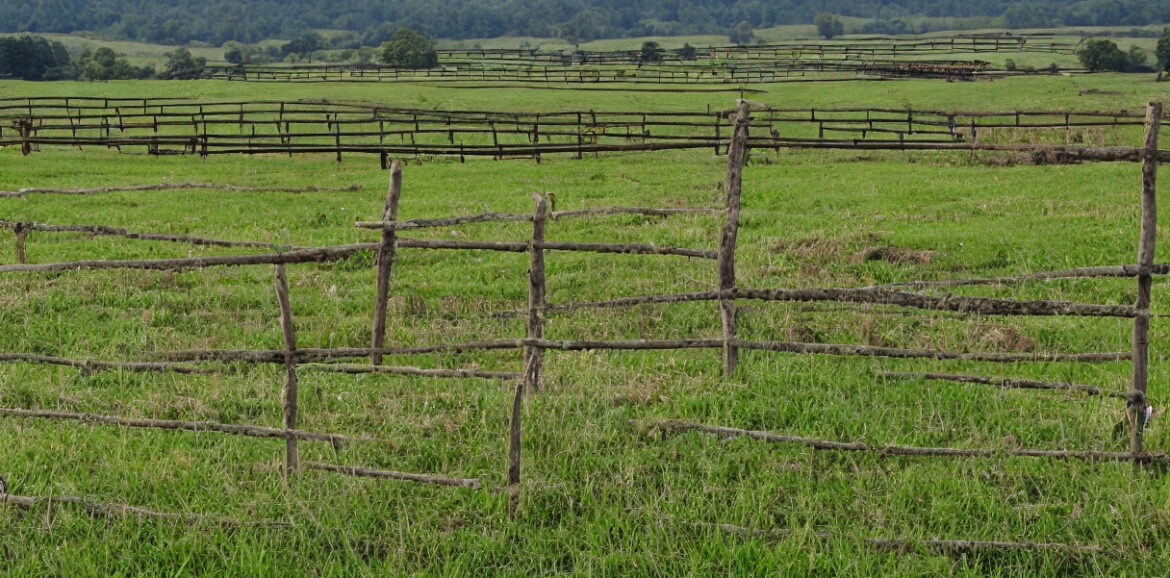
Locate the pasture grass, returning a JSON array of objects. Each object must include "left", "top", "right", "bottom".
[{"left": 2, "top": 74, "right": 1170, "bottom": 575}]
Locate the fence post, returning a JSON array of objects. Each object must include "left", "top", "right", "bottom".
[
  {"left": 1131, "top": 101, "right": 1162, "bottom": 457},
  {"left": 273, "top": 264, "right": 299, "bottom": 475},
  {"left": 14, "top": 223, "right": 26, "bottom": 264},
  {"left": 507, "top": 377, "right": 523, "bottom": 516},
  {"left": 371, "top": 161, "right": 404, "bottom": 366},
  {"left": 524, "top": 194, "right": 551, "bottom": 393},
  {"left": 714, "top": 113, "right": 722, "bottom": 155},
  {"left": 719, "top": 101, "right": 750, "bottom": 377},
  {"left": 576, "top": 112, "right": 584, "bottom": 160},
  {"left": 510, "top": 194, "right": 549, "bottom": 516}
]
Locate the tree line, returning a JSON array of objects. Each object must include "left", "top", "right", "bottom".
[
  {"left": 4, "top": 0, "right": 1170, "bottom": 46},
  {"left": 0, "top": 29, "right": 442, "bottom": 80},
  {"left": 0, "top": 35, "right": 206, "bottom": 80}
]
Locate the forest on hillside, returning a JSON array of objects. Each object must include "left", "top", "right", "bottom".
[{"left": 1, "top": 0, "right": 1166, "bottom": 46}]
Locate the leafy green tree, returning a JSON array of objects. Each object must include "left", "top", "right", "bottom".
[
  {"left": 678, "top": 42, "right": 697, "bottom": 61},
  {"left": 1076, "top": 38, "right": 1129, "bottom": 72},
  {"left": 1156, "top": 28, "right": 1170, "bottom": 72},
  {"left": 0, "top": 35, "right": 72, "bottom": 80},
  {"left": 161, "top": 47, "right": 207, "bottom": 79},
  {"left": 379, "top": 28, "right": 438, "bottom": 69},
  {"left": 813, "top": 13, "right": 844, "bottom": 39},
  {"left": 224, "top": 46, "right": 244, "bottom": 65},
  {"left": 1127, "top": 45, "right": 1150, "bottom": 70},
  {"left": 281, "top": 32, "right": 323, "bottom": 58},
  {"left": 728, "top": 21, "right": 755, "bottom": 45},
  {"left": 79, "top": 47, "right": 152, "bottom": 80},
  {"left": 640, "top": 41, "right": 662, "bottom": 63}
]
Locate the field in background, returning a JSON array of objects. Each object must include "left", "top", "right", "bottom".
[{"left": 4, "top": 72, "right": 1170, "bottom": 575}]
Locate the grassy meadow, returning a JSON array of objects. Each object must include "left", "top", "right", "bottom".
[{"left": 4, "top": 68, "right": 1170, "bottom": 576}]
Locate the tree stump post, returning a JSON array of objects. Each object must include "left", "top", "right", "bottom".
[
  {"left": 719, "top": 101, "right": 750, "bottom": 377},
  {"left": 273, "top": 264, "right": 299, "bottom": 475},
  {"left": 524, "top": 194, "right": 550, "bottom": 394},
  {"left": 371, "top": 161, "right": 404, "bottom": 366},
  {"left": 1131, "top": 101, "right": 1162, "bottom": 458}
]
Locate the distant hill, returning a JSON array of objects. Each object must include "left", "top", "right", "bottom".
[{"left": 1, "top": 0, "right": 1167, "bottom": 46}]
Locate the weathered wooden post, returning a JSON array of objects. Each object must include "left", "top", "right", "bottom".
[
  {"left": 371, "top": 161, "right": 404, "bottom": 366},
  {"left": 510, "top": 194, "right": 550, "bottom": 515},
  {"left": 273, "top": 264, "right": 299, "bottom": 475},
  {"left": 506, "top": 376, "right": 523, "bottom": 516},
  {"left": 714, "top": 112, "right": 723, "bottom": 155},
  {"left": 524, "top": 194, "right": 551, "bottom": 393},
  {"left": 1131, "top": 101, "right": 1162, "bottom": 457},
  {"left": 13, "top": 223, "right": 26, "bottom": 264},
  {"left": 719, "top": 101, "right": 750, "bottom": 376}
]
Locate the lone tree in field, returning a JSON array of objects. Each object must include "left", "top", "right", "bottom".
[
  {"left": 640, "top": 41, "right": 662, "bottom": 63},
  {"left": 814, "top": 13, "right": 845, "bottom": 39},
  {"left": 162, "top": 47, "right": 207, "bottom": 79},
  {"left": 1076, "top": 38, "right": 1142, "bottom": 72},
  {"left": 380, "top": 28, "right": 439, "bottom": 69}
]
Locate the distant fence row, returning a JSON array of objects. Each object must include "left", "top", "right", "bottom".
[
  {"left": 199, "top": 59, "right": 999, "bottom": 84},
  {"left": 194, "top": 34, "right": 1079, "bottom": 85},
  {"left": 0, "top": 103, "right": 1167, "bottom": 522},
  {"left": 437, "top": 34, "right": 1080, "bottom": 65},
  {"left": 1, "top": 97, "right": 1162, "bottom": 161}
]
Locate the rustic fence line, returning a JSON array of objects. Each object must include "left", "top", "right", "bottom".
[
  {"left": 0, "top": 182, "right": 361, "bottom": 198},
  {"left": 0, "top": 485, "right": 285, "bottom": 526},
  {"left": 881, "top": 371, "right": 1125, "bottom": 398},
  {"left": 198, "top": 59, "right": 996, "bottom": 84},
  {"left": 1, "top": 101, "right": 1162, "bottom": 516},
  {"left": 192, "top": 33, "right": 1080, "bottom": 86},
  {"left": 3, "top": 98, "right": 1165, "bottom": 160},
  {"left": 640, "top": 419, "right": 1170, "bottom": 464},
  {"left": 436, "top": 34, "right": 1078, "bottom": 65}
]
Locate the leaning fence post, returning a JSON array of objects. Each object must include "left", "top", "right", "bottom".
[
  {"left": 371, "top": 161, "right": 404, "bottom": 366},
  {"left": 1131, "top": 101, "right": 1162, "bottom": 457},
  {"left": 719, "top": 101, "right": 750, "bottom": 377},
  {"left": 273, "top": 264, "right": 299, "bottom": 475},
  {"left": 506, "top": 378, "right": 523, "bottom": 516},
  {"left": 524, "top": 194, "right": 551, "bottom": 394},
  {"left": 509, "top": 194, "right": 549, "bottom": 516}
]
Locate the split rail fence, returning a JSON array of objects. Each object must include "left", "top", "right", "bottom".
[
  {"left": 2, "top": 97, "right": 1163, "bottom": 162},
  {"left": 196, "top": 33, "right": 1077, "bottom": 85},
  {"left": 199, "top": 59, "right": 997, "bottom": 84},
  {"left": 438, "top": 34, "right": 1079, "bottom": 65},
  {"left": 1, "top": 101, "right": 1167, "bottom": 522}
]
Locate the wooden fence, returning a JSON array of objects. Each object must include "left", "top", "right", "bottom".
[
  {"left": 1, "top": 97, "right": 1163, "bottom": 161},
  {"left": 196, "top": 33, "right": 1076, "bottom": 85},
  {"left": 199, "top": 59, "right": 998, "bottom": 84},
  {"left": 438, "top": 34, "right": 1079, "bottom": 65},
  {"left": 1, "top": 101, "right": 1167, "bottom": 523}
]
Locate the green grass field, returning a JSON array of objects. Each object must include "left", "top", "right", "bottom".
[{"left": 4, "top": 71, "right": 1170, "bottom": 576}]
